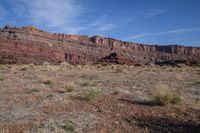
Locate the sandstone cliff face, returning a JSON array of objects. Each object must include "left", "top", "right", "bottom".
[{"left": 0, "top": 26, "right": 199, "bottom": 65}]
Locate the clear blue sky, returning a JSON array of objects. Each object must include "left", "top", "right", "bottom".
[{"left": 0, "top": 0, "right": 200, "bottom": 46}]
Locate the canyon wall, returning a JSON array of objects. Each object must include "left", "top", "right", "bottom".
[{"left": 0, "top": 26, "right": 200, "bottom": 65}]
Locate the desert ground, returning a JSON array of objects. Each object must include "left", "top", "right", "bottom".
[{"left": 0, "top": 63, "right": 200, "bottom": 133}]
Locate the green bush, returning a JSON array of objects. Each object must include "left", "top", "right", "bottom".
[{"left": 196, "top": 63, "right": 200, "bottom": 67}]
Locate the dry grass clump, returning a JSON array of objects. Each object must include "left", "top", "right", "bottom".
[
  {"left": 64, "top": 85, "right": 74, "bottom": 93},
  {"left": 151, "top": 84, "right": 182, "bottom": 106},
  {"left": 83, "top": 90, "right": 100, "bottom": 101}
]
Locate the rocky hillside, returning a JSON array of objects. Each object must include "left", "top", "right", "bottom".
[{"left": 0, "top": 25, "right": 200, "bottom": 65}]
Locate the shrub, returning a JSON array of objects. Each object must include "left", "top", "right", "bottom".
[
  {"left": 62, "top": 122, "right": 75, "bottom": 132},
  {"left": 81, "top": 82, "right": 90, "bottom": 86},
  {"left": 47, "top": 94, "right": 53, "bottom": 98},
  {"left": 29, "top": 88, "right": 40, "bottom": 93},
  {"left": 154, "top": 94, "right": 172, "bottom": 106},
  {"left": 81, "top": 82, "right": 96, "bottom": 87},
  {"left": 195, "top": 81, "right": 200, "bottom": 85},
  {"left": 43, "top": 80, "right": 52, "bottom": 85},
  {"left": 152, "top": 84, "right": 182, "bottom": 106},
  {"left": 196, "top": 63, "right": 200, "bottom": 67},
  {"left": 64, "top": 85, "right": 74, "bottom": 93},
  {"left": 171, "top": 95, "right": 182, "bottom": 104},
  {"left": 84, "top": 90, "right": 100, "bottom": 101},
  {"left": 112, "top": 90, "right": 120, "bottom": 95},
  {"left": 20, "top": 67, "right": 27, "bottom": 71},
  {"left": 0, "top": 77, "right": 4, "bottom": 81}
]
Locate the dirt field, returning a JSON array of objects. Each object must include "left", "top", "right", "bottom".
[{"left": 0, "top": 64, "right": 200, "bottom": 133}]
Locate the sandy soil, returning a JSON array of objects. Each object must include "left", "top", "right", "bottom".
[{"left": 0, "top": 64, "right": 200, "bottom": 133}]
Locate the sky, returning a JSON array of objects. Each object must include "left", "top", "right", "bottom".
[{"left": 0, "top": 0, "right": 200, "bottom": 46}]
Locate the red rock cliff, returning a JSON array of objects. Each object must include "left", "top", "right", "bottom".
[{"left": 0, "top": 26, "right": 199, "bottom": 65}]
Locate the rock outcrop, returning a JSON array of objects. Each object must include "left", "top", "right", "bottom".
[{"left": 0, "top": 25, "right": 200, "bottom": 65}]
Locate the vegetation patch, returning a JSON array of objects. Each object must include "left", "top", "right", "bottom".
[
  {"left": 195, "top": 81, "right": 200, "bottom": 85},
  {"left": 20, "top": 67, "right": 27, "bottom": 71},
  {"left": 112, "top": 90, "right": 120, "bottom": 95},
  {"left": 81, "top": 82, "right": 97, "bottom": 87},
  {"left": 64, "top": 85, "right": 74, "bottom": 93},
  {"left": 0, "top": 77, "right": 5, "bottom": 81},
  {"left": 42, "top": 80, "right": 52, "bottom": 85},
  {"left": 62, "top": 122, "right": 75, "bottom": 132},
  {"left": 196, "top": 63, "right": 200, "bottom": 67},
  {"left": 152, "top": 84, "right": 182, "bottom": 106},
  {"left": 154, "top": 94, "right": 182, "bottom": 106},
  {"left": 46, "top": 94, "right": 53, "bottom": 99},
  {"left": 29, "top": 88, "right": 40, "bottom": 93},
  {"left": 84, "top": 90, "right": 100, "bottom": 101}
]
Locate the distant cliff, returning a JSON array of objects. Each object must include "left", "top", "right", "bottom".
[{"left": 0, "top": 25, "right": 200, "bottom": 65}]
